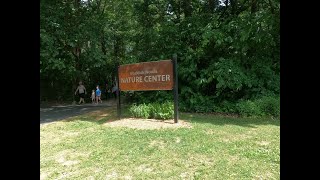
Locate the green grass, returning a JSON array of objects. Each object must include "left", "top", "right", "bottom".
[{"left": 40, "top": 107, "right": 280, "bottom": 180}]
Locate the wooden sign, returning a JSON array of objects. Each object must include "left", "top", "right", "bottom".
[{"left": 119, "top": 60, "right": 174, "bottom": 91}]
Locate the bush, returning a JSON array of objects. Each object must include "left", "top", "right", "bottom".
[
  {"left": 129, "top": 103, "right": 151, "bottom": 119},
  {"left": 150, "top": 101, "right": 174, "bottom": 119},
  {"left": 257, "top": 96, "right": 280, "bottom": 117},
  {"left": 236, "top": 100, "right": 264, "bottom": 117},
  {"left": 129, "top": 101, "right": 174, "bottom": 120},
  {"left": 130, "top": 91, "right": 172, "bottom": 104},
  {"left": 180, "top": 92, "right": 215, "bottom": 113},
  {"left": 235, "top": 95, "right": 280, "bottom": 117},
  {"left": 213, "top": 100, "right": 237, "bottom": 113}
]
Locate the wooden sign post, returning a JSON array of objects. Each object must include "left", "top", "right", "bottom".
[
  {"left": 117, "top": 55, "right": 179, "bottom": 123},
  {"left": 172, "top": 54, "right": 178, "bottom": 123}
]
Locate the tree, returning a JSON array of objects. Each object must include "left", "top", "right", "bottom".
[{"left": 40, "top": 0, "right": 280, "bottom": 114}]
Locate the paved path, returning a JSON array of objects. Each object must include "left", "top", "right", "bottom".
[{"left": 40, "top": 100, "right": 116, "bottom": 124}]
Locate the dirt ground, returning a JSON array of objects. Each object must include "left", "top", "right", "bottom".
[{"left": 104, "top": 118, "right": 192, "bottom": 130}]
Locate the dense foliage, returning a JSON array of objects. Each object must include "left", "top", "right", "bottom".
[{"left": 40, "top": 0, "right": 280, "bottom": 116}]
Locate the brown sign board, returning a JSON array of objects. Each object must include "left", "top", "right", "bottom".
[{"left": 119, "top": 60, "right": 174, "bottom": 91}]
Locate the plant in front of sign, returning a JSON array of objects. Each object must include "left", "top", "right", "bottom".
[
  {"left": 149, "top": 103, "right": 161, "bottom": 119},
  {"left": 129, "top": 103, "right": 151, "bottom": 119},
  {"left": 129, "top": 101, "right": 174, "bottom": 120},
  {"left": 150, "top": 101, "right": 174, "bottom": 120}
]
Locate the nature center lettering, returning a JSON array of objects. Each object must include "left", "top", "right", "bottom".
[
  {"left": 118, "top": 60, "right": 174, "bottom": 91},
  {"left": 120, "top": 75, "right": 170, "bottom": 83}
]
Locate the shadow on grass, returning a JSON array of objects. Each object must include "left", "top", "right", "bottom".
[
  {"left": 61, "top": 105, "right": 132, "bottom": 125},
  {"left": 60, "top": 104, "right": 279, "bottom": 129},
  {"left": 180, "top": 112, "right": 279, "bottom": 128}
]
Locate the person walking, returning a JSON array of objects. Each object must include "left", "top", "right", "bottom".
[
  {"left": 74, "top": 81, "right": 87, "bottom": 104},
  {"left": 95, "top": 85, "right": 102, "bottom": 103}
]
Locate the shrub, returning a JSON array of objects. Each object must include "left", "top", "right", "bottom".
[
  {"left": 212, "top": 100, "right": 237, "bottom": 114},
  {"left": 153, "top": 101, "right": 174, "bottom": 119},
  {"left": 129, "top": 101, "right": 174, "bottom": 120},
  {"left": 236, "top": 100, "right": 264, "bottom": 117},
  {"left": 129, "top": 103, "right": 151, "bottom": 119},
  {"left": 180, "top": 93, "right": 215, "bottom": 113},
  {"left": 235, "top": 95, "right": 280, "bottom": 117},
  {"left": 257, "top": 96, "right": 280, "bottom": 117}
]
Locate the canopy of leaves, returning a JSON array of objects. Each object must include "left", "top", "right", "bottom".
[{"left": 40, "top": 0, "right": 280, "bottom": 113}]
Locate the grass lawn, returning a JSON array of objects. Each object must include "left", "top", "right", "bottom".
[{"left": 40, "top": 107, "right": 280, "bottom": 180}]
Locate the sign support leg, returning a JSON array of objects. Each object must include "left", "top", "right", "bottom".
[
  {"left": 117, "top": 66, "right": 121, "bottom": 120},
  {"left": 173, "top": 54, "right": 179, "bottom": 123}
]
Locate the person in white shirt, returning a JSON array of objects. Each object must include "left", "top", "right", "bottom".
[{"left": 74, "top": 81, "right": 87, "bottom": 104}]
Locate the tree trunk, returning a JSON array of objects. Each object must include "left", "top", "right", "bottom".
[
  {"left": 183, "top": 0, "right": 192, "bottom": 17},
  {"left": 101, "top": 35, "right": 107, "bottom": 55},
  {"left": 208, "top": 0, "right": 216, "bottom": 13},
  {"left": 251, "top": 0, "right": 257, "bottom": 14},
  {"left": 230, "top": 0, "right": 237, "bottom": 15},
  {"left": 268, "top": 0, "right": 275, "bottom": 14}
]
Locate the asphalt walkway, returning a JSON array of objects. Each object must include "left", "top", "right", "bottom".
[{"left": 40, "top": 100, "right": 116, "bottom": 124}]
